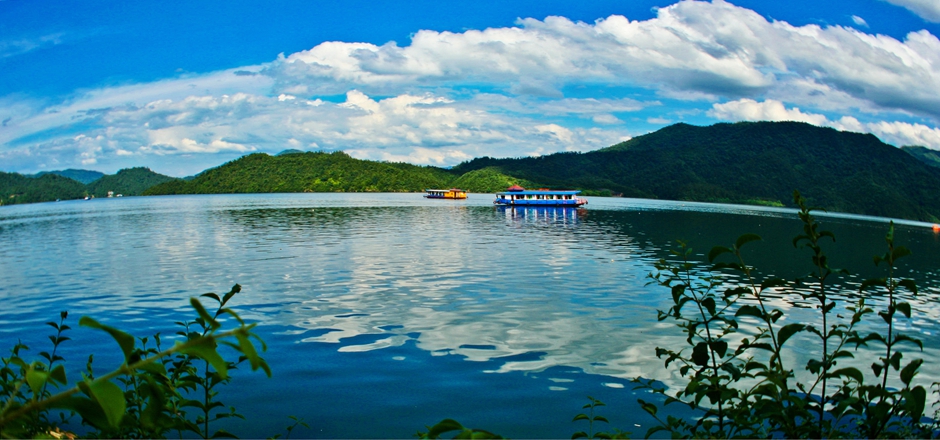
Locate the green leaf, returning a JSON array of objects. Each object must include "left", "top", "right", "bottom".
[
  {"left": 860, "top": 278, "right": 887, "bottom": 291},
  {"left": 25, "top": 367, "right": 49, "bottom": 394},
  {"left": 708, "top": 246, "right": 732, "bottom": 263},
  {"left": 702, "top": 297, "right": 717, "bottom": 316},
  {"left": 221, "top": 284, "right": 242, "bottom": 306},
  {"left": 777, "top": 323, "right": 806, "bottom": 347},
  {"left": 54, "top": 396, "right": 110, "bottom": 429},
  {"left": 735, "top": 233, "right": 762, "bottom": 249},
  {"left": 829, "top": 367, "right": 864, "bottom": 383},
  {"left": 692, "top": 342, "right": 710, "bottom": 367},
  {"left": 210, "top": 429, "right": 239, "bottom": 438},
  {"left": 138, "top": 377, "right": 169, "bottom": 430},
  {"left": 572, "top": 414, "right": 589, "bottom": 422},
  {"left": 890, "top": 351, "right": 903, "bottom": 370},
  {"left": 86, "top": 379, "right": 126, "bottom": 429},
  {"left": 50, "top": 364, "right": 67, "bottom": 385},
  {"left": 895, "top": 333, "right": 924, "bottom": 350},
  {"left": 896, "top": 302, "right": 912, "bottom": 319},
  {"left": 179, "top": 337, "right": 228, "bottom": 379},
  {"left": 710, "top": 341, "right": 728, "bottom": 358},
  {"left": 735, "top": 305, "right": 764, "bottom": 319},
  {"left": 136, "top": 360, "right": 167, "bottom": 376},
  {"left": 235, "top": 331, "right": 271, "bottom": 377},
  {"left": 760, "top": 278, "right": 787, "bottom": 290},
  {"left": 898, "top": 279, "right": 918, "bottom": 295},
  {"left": 638, "top": 399, "right": 657, "bottom": 416},
  {"left": 190, "top": 298, "right": 221, "bottom": 331},
  {"left": 892, "top": 246, "right": 912, "bottom": 262},
  {"left": 79, "top": 316, "right": 135, "bottom": 363},
  {"left": 201, "top": 292, "right": 222, "bottom": 303},
  {"left": 909, "top": 386, "right": 927, "bottom": 421},
  {"left": 427, "top": 419, "right": 465, "bottom": 438},
  {"left": 900, "top": 359, "right": 923, "bottom": 386}
]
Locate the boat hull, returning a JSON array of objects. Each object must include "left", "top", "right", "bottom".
[{"left": 493, "top": 198, "right": 585, "bottom": 207}]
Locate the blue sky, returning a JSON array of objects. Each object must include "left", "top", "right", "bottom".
[{"left": 2, "top": 0, "right": 939, "bottom": 177}]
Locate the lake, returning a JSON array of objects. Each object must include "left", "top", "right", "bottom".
[{"left": 1, "top": 193, "right": 939, "bottom": 438}]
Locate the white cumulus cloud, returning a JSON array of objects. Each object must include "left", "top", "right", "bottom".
[
  {"left": 708, "top": 98, "right": 940, "bottom": 150},
  {"left": 3, "top": 0, "right": 940, "bottom": 175},
  {"left": 266, "top": 0, "right": 940, "bottom": 120},
  {"left": 882, "top": 0, "right": 940, "bottom": 22}
]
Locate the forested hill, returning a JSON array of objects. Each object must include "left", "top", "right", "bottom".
[
  {"left": 7, "top": 122, "right": 940, "bottom": 222},
  {"left": 0, "top": 172, "right": 87, "bottom": 205},
  {"left": 902, "top": 145, "right": 940, "bottom": 169},
  {"left": 1, "top": 167, "right": 175, "bottom": 205},
  {"left": 452, "top": 121, "right": 940, "bottom": 222},
  {"left": 144, "top": 151, "right": 453, "bottom": 194},
  {"left": 86, "top": 167, "right": 177, "bottom": 197},
  {"left": 143, "top": 151, "right": 536, "bottom": 195}
]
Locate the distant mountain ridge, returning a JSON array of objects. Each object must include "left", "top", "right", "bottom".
[
  {"left": 452, "top": 121, "right": 940, "bottom": 222},
  {"left": 1, "top": 167, "right": 175, "bottom": 205},
  {"left": 33, "top": 169, "right": 105, "bottom": 184},
  {"left": 5, "top": 122, "right": 940, "bottom": 222},
  {"left": 143, "top": 151, "right": 531, "bottom": 195}
]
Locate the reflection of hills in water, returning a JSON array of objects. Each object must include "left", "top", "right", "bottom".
[
  {"left": 217, "top": 202, "right": 940, "bottom": 391},
  {"left": 3, "top": 194, "right": 940, "bottom": 436}
]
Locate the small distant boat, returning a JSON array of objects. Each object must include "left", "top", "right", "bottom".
[
  {"left": 425, "top": 188, "right": 468, "bottom": 200},
  {"left": 494, "top": 185, "right": 587, "bottom": 207}
]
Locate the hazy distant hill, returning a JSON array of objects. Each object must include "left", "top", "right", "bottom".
[
  {"left": 453, "top": 121, "right": 940, "bottom": 222},
  {"left": 1, "top": 172, "right": 87, "bottom": 205},
  {"left": 902, "top": 145, "right": 940, "bottom": 169},
  {"left": 86, "top": 167, "right": 177, "bottom": 197},
  {"left": 34, "top": 169, "right": 105, "bottom": 184}
]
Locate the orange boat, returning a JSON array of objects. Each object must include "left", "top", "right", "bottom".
[{"left": 424, "top": 188, "right": 468, "bottom": 199}]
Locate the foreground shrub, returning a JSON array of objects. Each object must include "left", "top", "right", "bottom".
[
  {"left": 0, "top": 284, "right": 272, "bottom": 439},
  {"left": 637, "top": 191, "right": 935, "bottom": 438}
]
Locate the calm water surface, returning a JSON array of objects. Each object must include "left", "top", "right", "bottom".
[{"left": 1, "top": 193, "right": 939, "bottom": 438}]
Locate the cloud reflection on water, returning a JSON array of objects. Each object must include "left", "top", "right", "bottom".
[{"left": 2, "top": 193, "right": 939, "bottom": 396}]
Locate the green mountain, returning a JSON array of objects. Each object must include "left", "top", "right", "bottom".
[
  {"left": 8, "top": 122, "right": 940, "bottom": 222},
  {"left": 86, "top": 167, "right": 177, "bottom": 197},
  {"left": 902, "top": 145, "right": 940, "bottom": 169},
  {"left": 1, "top": 167, "right": 177, "bottom": 205},
  {"left": 452, "top": 121, "right": 940, "bottom": 222},
  {"left": 33, "top": 169, "right": 105, "bottom": 184},
  {"left": 144, "top": 151, "right": 461, "bottom": 195},
  {"left": 1, "top": 172, "right": 87, "bottom": 205}
]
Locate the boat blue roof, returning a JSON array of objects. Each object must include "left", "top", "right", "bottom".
[{"left": 496, "top": 190, "right": 581, "bottom": 195}]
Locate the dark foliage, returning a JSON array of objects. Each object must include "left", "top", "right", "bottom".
[
  {"left": 86, "top": 167, "right": 177, "bottom": 197},
  {"left": 0, "top": 172, "right": 87, "bottom": 205},
  {"left": 901, "top": 145, "right": 940, "bottom": 169},
  {"left": 452, "top": 122, "right": 940, "bottom": 222},
  {"left": 143, "top": 151, "right": 461, "bottom": 195}
]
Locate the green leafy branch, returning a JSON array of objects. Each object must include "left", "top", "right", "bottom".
[{"left": 0, "top": 284, "right": 271, "bottom": 438}]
